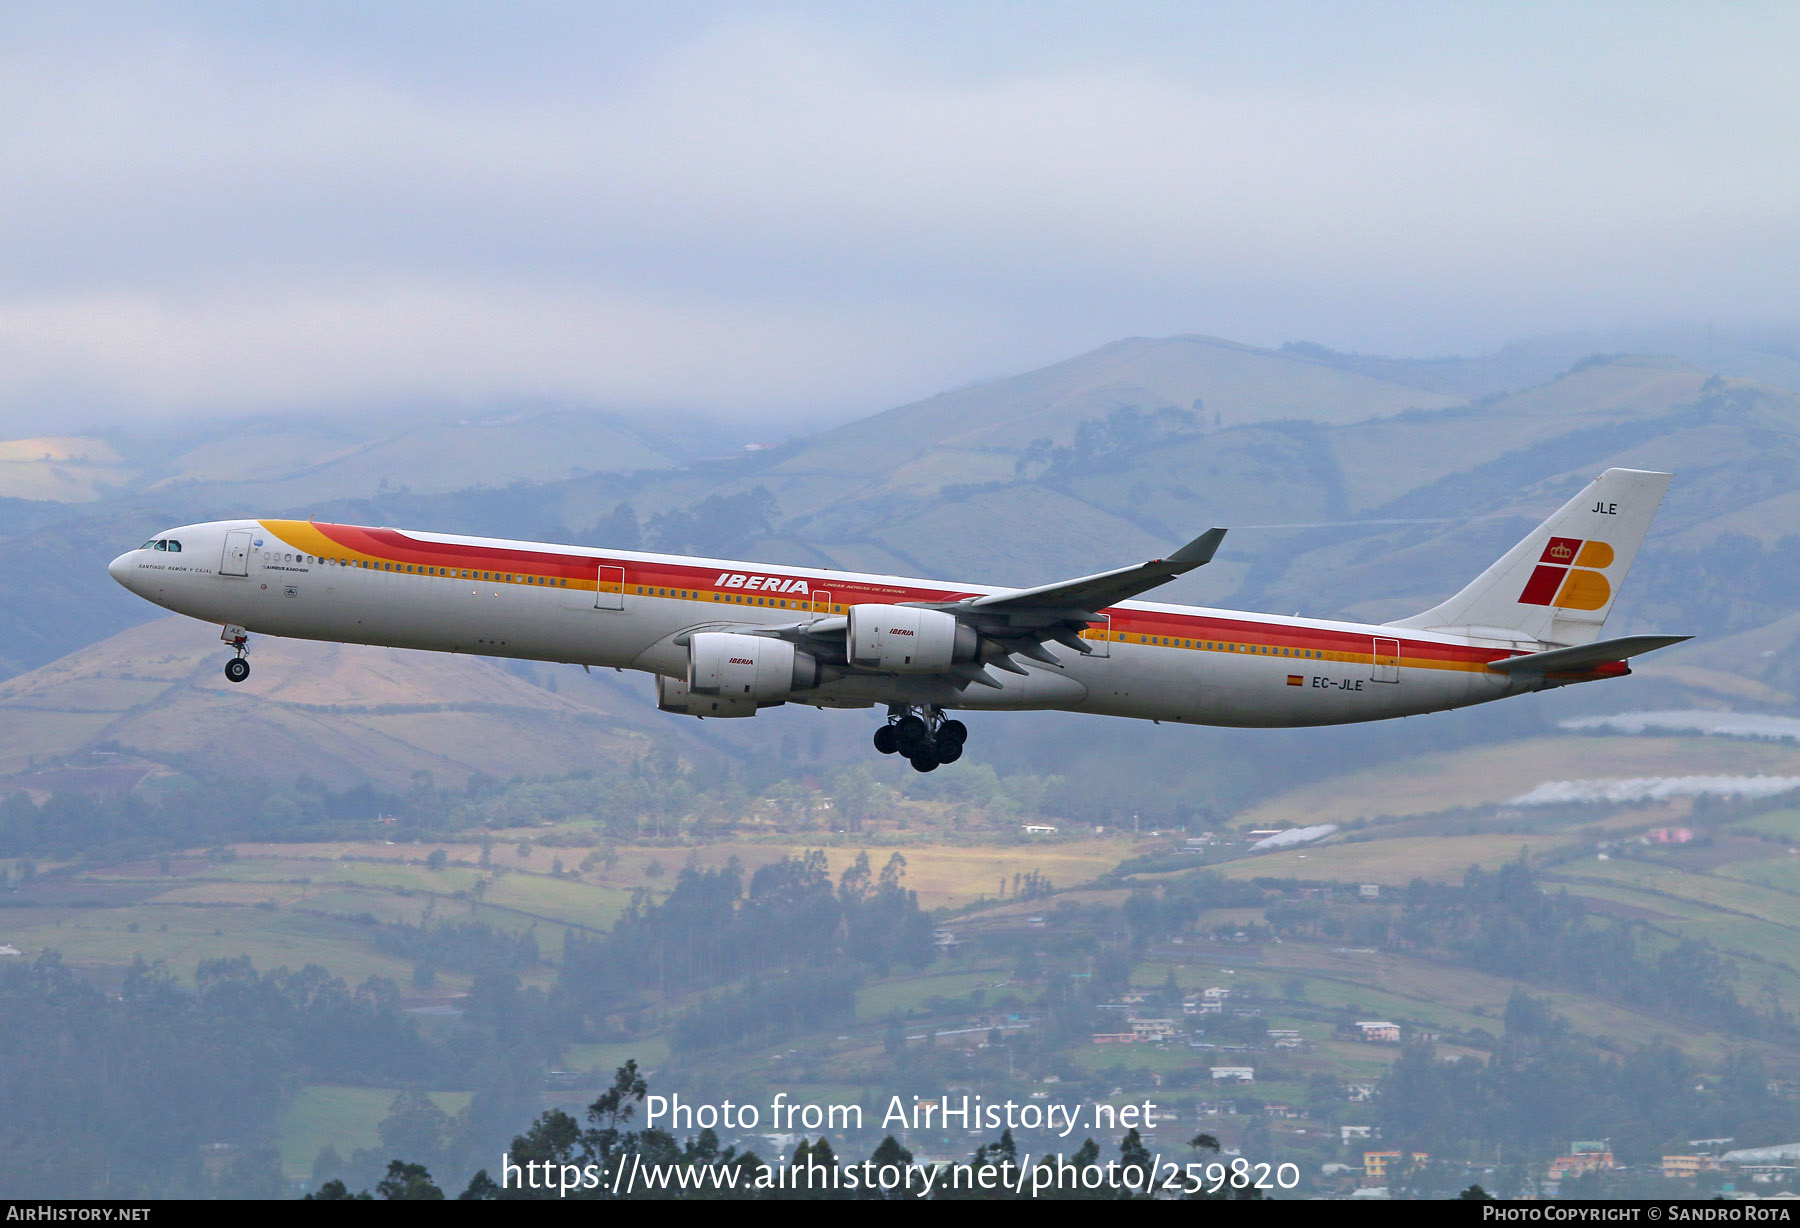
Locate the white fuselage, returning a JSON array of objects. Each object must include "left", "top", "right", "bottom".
[{"left": 109, "top": 517, "right": 1538, "bottom": 728}]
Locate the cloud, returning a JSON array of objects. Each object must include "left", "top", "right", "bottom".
[
  {"left": 1508, "top": 775, "right": 1800, "bottom": 806},
  {"left": 0, "top": 7, "right": 1796, "bottom": 429},
  {"left": 0, "top": 281, "right": 1011, "bottom": 419}
]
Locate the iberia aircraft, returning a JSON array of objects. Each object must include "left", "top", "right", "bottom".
[{"left": 109, "top": 467, "right": 1688, "bottom": 772}]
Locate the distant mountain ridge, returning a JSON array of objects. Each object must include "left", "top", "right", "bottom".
[{"left": 3, "top": 329, "right": 1800, "bottom": 731}]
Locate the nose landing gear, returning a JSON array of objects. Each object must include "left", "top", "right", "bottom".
[
  {"left": 221, "top": 624, "right": 250, "bottom": 683},
  {"left": 873, "top": 706, "right": 969, "bottom": 772}
]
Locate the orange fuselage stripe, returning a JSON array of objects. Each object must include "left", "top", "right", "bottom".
[{"left": 259, "top": 519, "right": 1516, "bottom": 674}]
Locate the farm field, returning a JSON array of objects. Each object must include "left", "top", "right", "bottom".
[
  {"left": 10, "top": 789, "right": 1800, "bottom": 1195},
  {"left": 277, "top": 1088, "right": 472, "bottom": 1183}
]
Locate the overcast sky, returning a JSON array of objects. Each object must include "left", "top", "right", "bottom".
[{"left": 1, "top": 2, "right": 1795, "bottom": 432}]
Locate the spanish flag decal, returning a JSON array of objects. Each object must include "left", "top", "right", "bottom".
[{"left": 1286, "top": 674, "right": 1304, "bottom": 686}]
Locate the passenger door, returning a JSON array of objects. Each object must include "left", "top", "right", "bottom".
[
  {"left": 594, "top": 564, "right": 625, "bottom": 611},
  {"left": 220, "top": 530, "right": 251, "bottom": 577}
]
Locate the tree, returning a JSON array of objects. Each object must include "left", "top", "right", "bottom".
[
  {"left": 460, "top": 1170, "right": 501, "bottom": 1200},
  {"left": 376, "top": 1159, "right": 444, "bottom": 1200},
  {"left": 378, "top": 1089, "right": 452, "bottom": 1174},
  {"left": 583, "top": 1059, "right": 649, "bottom": 1186},
  {"left": 305, "top": 1178, "right": 369, "bottom": 1201},
  {"left": 866, "top": 1136, "right": 915, "bottom": 1201},
  {"left": 1119, "top": 1129, "right": 1152, "bottom": 1195}
]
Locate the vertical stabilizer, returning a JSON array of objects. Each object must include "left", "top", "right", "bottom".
[{"left": 1388, "top": 468, "right": 1671, "bottom": 646}]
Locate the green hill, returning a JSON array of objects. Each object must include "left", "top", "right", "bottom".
[{"left": 0, "top": 616, "right": 685, "bottom": 792}]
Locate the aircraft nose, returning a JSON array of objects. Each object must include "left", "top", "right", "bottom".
[{"left": 108, "top": 551, "right": 134, "bottom": 589}]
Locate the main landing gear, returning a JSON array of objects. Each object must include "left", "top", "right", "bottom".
[
  {"left": 873, "top": 705, "right": 967, "bottom": 773},
  {"left": 221, "top": 625, "right": 250, "bottom": 683}
]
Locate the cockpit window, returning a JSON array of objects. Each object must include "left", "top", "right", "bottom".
[
  {"left": 140, "top": 540, "right": 158, "bottom": 550},
  {"left": 165, "top": 540, "right": 181, "bottom": 552},
  {"left": 154, "top": 540, "right": 167, "bottom": 551}
]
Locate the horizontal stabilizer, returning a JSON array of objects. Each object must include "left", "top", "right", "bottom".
[{"left": 1489, "top": 634, "right": 1691, "bottom": 674}]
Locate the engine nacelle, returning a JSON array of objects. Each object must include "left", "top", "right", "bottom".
[
  {"left": 846, "top": 604, "right": 978, "bottom": 673},
  {"left": 656, "top": 674, "right": 758, "bottom": 718},
  {"left": 687, "top": 631, "right": 820, "bottom": 701}
]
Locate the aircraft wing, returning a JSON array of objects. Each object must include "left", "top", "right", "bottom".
[
  {"left": 909, "top": 527, "right": 1228, "bottom": 682},
  {"left": 959, "top": 528, "right": 1226, "bottom": 619},
  {"left": 677, "top": 528, "right": 1226, "bottom": 689}
]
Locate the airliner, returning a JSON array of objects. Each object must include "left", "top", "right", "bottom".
[{"left": 109, "top": 467, "right": 1687, "bottom": 772}]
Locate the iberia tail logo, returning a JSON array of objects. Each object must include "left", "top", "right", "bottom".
[{"left": 1519, "top": 537, "right": 1614, "bottom": 610}]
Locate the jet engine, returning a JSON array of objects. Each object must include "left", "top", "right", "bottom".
[
  {"left": 687, "top": 631, "right": 821, "bottom": 701},
  {"left": 846, "top": 604, "right": 978, "bottom": 673},
  {"left": 656, "top": 674, "right": 758, "bottom": 717}
]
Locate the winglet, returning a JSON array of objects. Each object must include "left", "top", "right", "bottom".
[{"left": 1166, "top": 527, "right": 1227, "bottom": 568}]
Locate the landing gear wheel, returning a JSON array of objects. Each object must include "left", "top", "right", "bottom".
[
  {"left": 938, "top": 719, "right": 968, "bottom": 745},
  {"left": 934, "top": 732, "right": 963, "bottom": 764},
  {"left": 910, "top": 749, "right": 940, "bottom": 773},
  {"left": 224, "top": 657, "right": 250, "bottom": 684},
  {"left": 873, "top": 725, "right": 899, "bottom": 755},
  {"left": 894, "top": 715, "right": 930, "bottom": 757}
]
